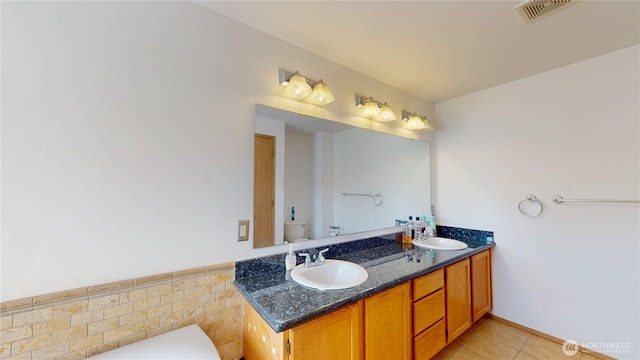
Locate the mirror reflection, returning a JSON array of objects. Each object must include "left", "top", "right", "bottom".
[{"left": 253, "top": 104, "right": 431, "bottom": 248}]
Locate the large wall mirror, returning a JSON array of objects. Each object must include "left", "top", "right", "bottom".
[{"left": 253, "top": 104, "right": 431, "bottom": 248}]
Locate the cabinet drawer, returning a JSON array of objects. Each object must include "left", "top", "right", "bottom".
[
  {"left": 413, "top": 289, "right": 445, "bottom": 334},
  {"left": 413, "top": 268, "right": 444, "bottom": 300},
  {"left": 414, "top": 318, "right": 446, "bottom": 360}
]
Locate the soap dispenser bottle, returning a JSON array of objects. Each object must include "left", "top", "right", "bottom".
[{"left": 285, "top": 244, "right": 296, "bottom": 270}]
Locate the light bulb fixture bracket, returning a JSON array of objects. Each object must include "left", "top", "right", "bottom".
[{"left": 354, "top": 94, "right": 379, "bottom": 108}]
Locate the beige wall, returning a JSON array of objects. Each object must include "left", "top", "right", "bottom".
[{"left": 0, "top": 264, "right": 241, "bottom": 360}]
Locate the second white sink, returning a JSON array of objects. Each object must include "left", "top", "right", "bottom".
[
  {"left": 290, "top": 259, "right": 368, "bottom": 291},
  {"left": 412, "top": 237, "right": 468, "bottom": 250}
]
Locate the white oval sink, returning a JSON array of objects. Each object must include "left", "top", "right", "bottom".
[
  {"left": 412, "top": 237, "right": 468, "bottom": 250},
  {"left": 290, "top": 259, "right": 368, "bottom": 291}
]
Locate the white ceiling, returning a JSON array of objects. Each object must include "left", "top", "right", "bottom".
[{"left": 199, "top": 0, "right": 639, "bottom": 103}]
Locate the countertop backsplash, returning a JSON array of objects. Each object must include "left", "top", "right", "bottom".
[
  {"left": 235, "top": 235, "right": 398, "bottom": 280},
  {"left": 436, "top": 225, "right": 495, "bottom": 248},
  {"left": 236, "top": 225, "right": 494, "bottom": 280}
]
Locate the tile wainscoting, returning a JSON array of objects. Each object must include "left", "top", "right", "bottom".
[{"left": 0, "top": 263, "right": 242, "bottom": 360}]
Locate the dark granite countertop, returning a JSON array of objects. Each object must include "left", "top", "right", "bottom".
[{"left": 234, "top": 226, "right": 495, "bottom": 333}]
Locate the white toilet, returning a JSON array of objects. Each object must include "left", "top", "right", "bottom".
[
  {"left": 89, "top": 325, "right": 220, "bottom": 359},
  {"left": 284, "top": 221, "right": 307, "bottom": 242}
]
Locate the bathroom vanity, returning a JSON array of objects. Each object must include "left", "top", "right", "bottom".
[{"left": 235, "top": 227, "right": 494, "bottom": 360}]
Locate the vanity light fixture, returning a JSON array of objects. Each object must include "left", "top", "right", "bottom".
[
  {"left": 357, "top": 98, "right": 382, "bottom": 118},
  {"left": 401, "top": 110, "right": 432, "bottom": 131},
  {"left": 279, "top": 69, "right": 335, "bottom": 105},
  {"left": 377, "top": 103, "right": 397, "bottom": 121},
  {"left": 354, "top": 94, "right": 398, "bottom": 122},
  {"left": 306, "top": 80, "right": 335, "bottom": 106}
]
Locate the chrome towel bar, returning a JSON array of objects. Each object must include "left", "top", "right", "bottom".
[
  {"left": 552, "top": 195, "right": 640, "bottom": 204},
  {"left": 341, "top": 192, "right": 384, "bottom": 206},
  {"left": 341, "top": 192, "right": 376, "bottom": 197}
]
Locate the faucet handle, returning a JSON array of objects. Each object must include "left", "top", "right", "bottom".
[
  {"left": 425, "top": 226, "right": 435, "bottom": 238},
  {"left": 317, "top": 248, "right": 329, "bottom": 262},
  {"left": 298, "top": 253, "right": 311, "bottom": 267}
]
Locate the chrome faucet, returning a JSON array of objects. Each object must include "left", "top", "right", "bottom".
[
  {"left": 298, "top": 248, "right": 329, "bottom": 268},
  {"left": 424, "top": 226, "right": 435, "bottom": 239}
]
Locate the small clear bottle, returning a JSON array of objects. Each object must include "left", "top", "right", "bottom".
[
  {"left": 408, "top": 216, "right": 414, "bottom": 240},
  {"left": 402, "top": 224, "right": 412, "bottom": 245},
  {"left": 415, "top": 215, "right": 423, "bottom": 238}
]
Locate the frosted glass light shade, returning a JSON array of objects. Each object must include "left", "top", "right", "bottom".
[
  {"left": 357, "top": 100, "right": 382, "bottom": 118},
  {"left": 283, "top": 73, "right": 312, "bottom": 99},
  {"left": 404, "top": 114, "right": 427, "bottom": 130},
  {"left": 376, "top": 104, "right": 397, "bottom": 122},
  {"left": 307, "top": 81, "right": 335, "bottom": 105}
]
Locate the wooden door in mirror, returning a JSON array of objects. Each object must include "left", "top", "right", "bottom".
[{"left": 254, "top": 134, "right": 275, "bottom": 248}]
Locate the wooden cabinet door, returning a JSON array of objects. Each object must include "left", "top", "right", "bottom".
[
  {"left": 364, "top": 283, "right": 412, "bottom": 360},
  {"left": 471, "top": 250, "right": 492, "bottom": 322},
  {"left": 290, "top": 301, "right": 363, "bottom": 360},
  {"left": 445, "top": 258, "right": 471, "bottom": 342},
  {"left": 244, "top": 300, "right": 288, "bottom": 360}
]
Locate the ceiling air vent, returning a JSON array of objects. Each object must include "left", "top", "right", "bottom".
[{"left": 515, "top": 0, "right": 576, "bottom": 23}]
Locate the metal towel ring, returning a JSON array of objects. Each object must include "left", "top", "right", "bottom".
[
  {"left": 372, "top": 192, "right": 384, "bottom": 206},
  {"left": 518, "top": 194, "right": 543, "bottom": 217}
]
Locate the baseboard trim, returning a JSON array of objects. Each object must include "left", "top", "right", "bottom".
[{"left": 486, "top": 314, "right": 616, "bottom": 360}]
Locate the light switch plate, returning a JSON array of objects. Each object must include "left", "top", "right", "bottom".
[{"left": 238, "top": 220, "right": 250, "bottom": 241}]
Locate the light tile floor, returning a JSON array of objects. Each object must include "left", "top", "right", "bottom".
[{"left": 431, "top": 317, "right": 606, "bottom": 360}]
